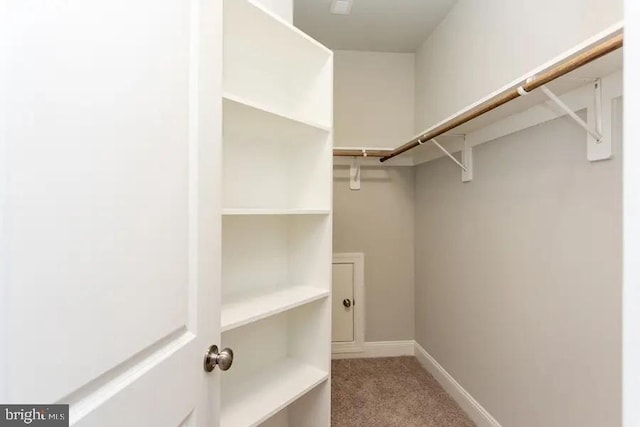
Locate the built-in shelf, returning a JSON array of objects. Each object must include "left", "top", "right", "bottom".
[
  {"left": 224, "top": 0, "right": 332, "bottom": 128},
  {"left": 222, "top": 286, "right": 329, "bottom": 332},
  {"left": 222, "top": 208, "right": 330, "bottom": 216},
  {"left": 222, "top": 93, "right": 331, "bottom": 212},
  {"left": 221, "top": 0, "right": 332, "bottom": 423},
  {"left": 221, "top": 359, "right": 328, "bottom": 427},
  {"left": 222, "top": 133, "right": 331, "bottom": 210},
  {"left": 242, "top": 0, "right": 331, "bottom": 56},
  {"left": 224, "top": 93, "right": 331, "bottom": 134}
]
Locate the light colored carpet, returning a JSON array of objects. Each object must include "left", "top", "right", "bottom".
[{"left": 331, "top": 356, "right": 476, "bottom": 427}]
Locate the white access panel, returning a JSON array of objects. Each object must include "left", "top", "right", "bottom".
[{"left": 332, "top": 263, "right": 355, "bottom": 342}]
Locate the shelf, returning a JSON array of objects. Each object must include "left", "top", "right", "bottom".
[
  {"left": 222, "top": 208, "right": 330, "bottom": 216},
  {"left": 224, "top": 0, "right": 332, "bottom": 128},
  {"left": 407, "top": 24, "right": 623, "bottom": 166},
  {"left": 221, "top": 358, "right": 328, "bottom": 427},
  {"left": 222, "top": 215, "right": 331, "bottom": 300},
  {"left": 222, "top": 114, "right": 331, "bottom": 209},
  {"left": 243, "top": 0, "right": 331, "bottom": 56},
  {"left": 442, "top": 50, "right": 623, "bottom": 137},
  {"left": 224, "top": 93, "right": 331, "bottom": 133},
  {"left": 222, "top": 0, "right": 332, "bottom": 212},
  {"left": 221, "top": 286, "right": 329, "bottom": 332}
]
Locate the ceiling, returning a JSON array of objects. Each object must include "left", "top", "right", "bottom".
[{"left": 294, "top": 0, "right": 458, "bottom": 53}]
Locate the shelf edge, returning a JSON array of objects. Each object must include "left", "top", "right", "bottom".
[
  {"left": 221, "top": 287, "right": 329, "bottom": 332},
  {"left": 223, "top": 92, "right": 332, "bottom": 133}
]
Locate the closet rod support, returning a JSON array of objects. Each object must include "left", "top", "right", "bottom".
[
  {"left": 426, "top": 138, "right": 468, "bottom": 172},
  {"left": 378, "top": 33, "right": 622, "bottom": 163},
  {"left": 461, "top": 139, "right": 473, "bottom": 183},
  {"left": 540, "top": 85, "right": 603, "bottom": 143},
  {"left": 350, "top": 156, "right": 361, "bottom": 190}
]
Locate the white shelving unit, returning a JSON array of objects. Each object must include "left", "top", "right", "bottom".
[{"left": 221, "top": 0, "right": 333, "bottom": 425}]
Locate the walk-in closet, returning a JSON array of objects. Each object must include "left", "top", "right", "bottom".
[{"left": 2, "top": 0, "right": 639, "bottom": 426}]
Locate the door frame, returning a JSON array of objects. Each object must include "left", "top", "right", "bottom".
[
  {"left": 624, "top": 1, "right": 640, "bottom": 425},
  {"left": 331, "top": 253, "right": 365, "bottom": 354}
]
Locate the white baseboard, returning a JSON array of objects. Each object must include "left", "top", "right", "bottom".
[
  {"left": 331, "top": 340, "right": 415, "bottom": 359},
  {"left": 414, "top": 342, "right": 502, "bottom": 427},
  {"left": 332, "top": 341, "right": 364, "bottom": 354}
]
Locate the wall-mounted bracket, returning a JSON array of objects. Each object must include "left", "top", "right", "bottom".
[
  {"left": 461, "top": 139, "right": 473, "bottom": 183},
  {"left": 586, "top": 78, "right": 611, "bottom": 161},
  {"left": 419, "top": 138, "right": 467, "bottom": 172},
  {"left": 540, "top": 84, "right": 603, "bottom": 142},
  {"left": 537, "top": 79, "right": 610, "bottom": 161},
  {"left": 419, "top": 137, "right": 472, "bottom": 182},
  {"left": 350, "top": 156, "right": 361, "bottom": 190}
]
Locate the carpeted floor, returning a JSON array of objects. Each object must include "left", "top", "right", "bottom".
[{"left": 331, "top": 357, "right": 476, "bottom": 427}]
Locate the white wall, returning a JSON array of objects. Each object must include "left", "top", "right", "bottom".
[
  {"left": 332, "top": 51, "right": 416, "bottom": 342},
  {"left": 414, "top": 0, "right": 623, "bottom": 131},
  {"left": 415, "top": 112, "right": 623, "bottom": 427},
  {"left": 334, "top": 51, "right": 415, "bottom": 148}
]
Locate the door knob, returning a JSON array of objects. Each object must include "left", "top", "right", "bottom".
[
  {"left": 343, "top": 298, "right": 352, "bottom": 308},
  {"left": 204, "top": 345, "right": 234, "bottom": 372}
]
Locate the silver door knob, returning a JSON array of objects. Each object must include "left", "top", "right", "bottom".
[
  {"left": 343, "top": 298, "right": 351, "bottom": 308},
  {"left": 204, "top": 345, "right": 234, "bottom": 372}
]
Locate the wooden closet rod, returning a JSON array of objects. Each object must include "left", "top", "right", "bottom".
[
  {"left": 333, "top": 149, "right": 394, "bottom": 157},
  {"left": 332, "top": 33, "right": 623, "bottom": 162}
]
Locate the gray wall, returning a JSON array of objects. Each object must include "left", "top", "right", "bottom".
[
  {"left": 414, "top": 112, "right": 622, "bottom": 426},
  {"left": 414, "top": 0, "right": 622, "bottom": 130},
  {"left": 333, "top": 166, "right": 415, "bottom": 342},
  {"left": 331, "top": 50, "right": 416, "bottom": 343},
  {"left": 333, "top": 50, "right": 415, "bottom": 149}
]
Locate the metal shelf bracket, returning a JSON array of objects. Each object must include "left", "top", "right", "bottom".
[
  {"left": 540, "top": 84, "right": 603, "bottom": 142},
  {"left": 419, "top": 137, "right": 473, "bottom": 183},
  {"left": 462, "top": 138, "right": 473, "bottom": 183},
  {"left": 535, "top": 79, "right": 610, "bottom": 161},
  {"left": 350, "top": 156, "right": 361, "bottom": 190}
]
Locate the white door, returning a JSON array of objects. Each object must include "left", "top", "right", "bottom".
[
  {"left": 332, "top": 263, "right": 355, "bottom": 343},
  {"left": 1, "top": 1, "right": 223, "bottom": 426}
]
